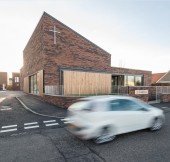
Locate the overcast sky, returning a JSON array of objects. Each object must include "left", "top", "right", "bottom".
[{"left": 0, "top": 0, "right": 170, "bottom": 73}]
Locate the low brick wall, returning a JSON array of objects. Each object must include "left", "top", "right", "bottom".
[
  {"left": 42, "top": 93, "right": 149, "bottom": 108},
  {"left": 27, "top": 86, "right": 170, "bottom": 109},
  {"left": 160, "top": 94, "right": 170, "bottom": 103},
  {"left": 128, "top": 87, "right": 149, "bottom": 102},
  {"left": 42, "top": 95, "right": 82, "bottom": 108}
]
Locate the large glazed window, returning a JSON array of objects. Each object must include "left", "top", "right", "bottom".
[
  {"left": 124, "top": 75, "right": 143, "bottom": 86},
  {"left": 29, "top": 74, "right": 39, "bottom": 94},
  {"left": 135, "top": 76, "right": 142, "bottom": 86}
]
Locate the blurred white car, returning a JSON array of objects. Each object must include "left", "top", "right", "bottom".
[{"left": 65, "top": 96, "right": 165, "bottom": 144}]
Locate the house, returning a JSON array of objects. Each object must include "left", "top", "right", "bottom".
[
  {"left": 0, "top": 72, "right": 8, "bottom": 90},
  {"left": 20, "top": 12, "right": 151, "bottom": 106},
  {"left": 152, "top": 71, "right": 170, "bottom": 86},
  {"left": 0, "top": 72, "right": 20, "bottom": 90}
]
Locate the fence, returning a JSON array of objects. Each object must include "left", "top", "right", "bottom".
[{"left": 156, "top": 86, "right": 170, "bottom": 102}]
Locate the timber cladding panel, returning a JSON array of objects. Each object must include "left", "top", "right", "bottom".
[
  {"left": 63, "top": 71, "right": 111, "bottom": 95},
  {"left": 37, "top": 70, "right": 44, "bottom": 96},
  {"left": 23, "top": 70, "right": 44, "bottom": 95},
  {"left": 23, "top": 77, "right": 29, "bottom": 93}
]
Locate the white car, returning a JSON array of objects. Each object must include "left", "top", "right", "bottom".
[{"left": 65, "top": 96, "right": 165, "bottom": 144}]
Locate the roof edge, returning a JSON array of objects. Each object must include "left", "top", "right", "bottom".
[
  {"left": 23, "top": 12, "right": 44, "bottom": 53},
  {"left": 43, "top": 12, "right": 111, "bottom": 56},
  {"left": 111, "top": 66, "right": 152, "bottom": 73}
]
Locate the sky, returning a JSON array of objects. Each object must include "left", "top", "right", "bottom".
[{"left": 0, "top": 0, "right": 170, "bottom": 73}]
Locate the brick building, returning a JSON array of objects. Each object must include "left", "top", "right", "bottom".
[
  {"left": 20, "top": 12, "right": 151, "bottom": 98},
  {"left": 0, "top": 72, "right": 8, "bottom": 90},
  {"left": 11, "top": 72, "right": 20, "bottom": 90}
]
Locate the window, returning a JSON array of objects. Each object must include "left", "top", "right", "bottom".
[
  {"left": 109, "top": 99, "right": 142, "bottom": 111},
  {"left": 15, "top": 77, "right": 19, "bottom": 83},
  {"left": 135, "top": 76, "right": 142, "bottom": 86},
  {"left": 124, "top": 75, "right": 143, "bottom": 86},
  {"left": 29, "top": 74, "right": 38, "bottom": 94},
  {"left": 128, "top": 76, "right": 135, "bottom": 86}
]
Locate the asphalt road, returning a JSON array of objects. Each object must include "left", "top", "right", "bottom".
[
  {"left": 0, "top": 91, "right": 66, "bottom": 137},
  {"left": 1, "top": 91, "right": 170, "bottom": 162}
]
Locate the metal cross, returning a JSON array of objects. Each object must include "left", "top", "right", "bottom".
[{"left": 49, "top": 26, "right": 60, "bottom": 44}]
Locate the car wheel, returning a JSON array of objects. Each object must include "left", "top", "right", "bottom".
[
  {"left": 93, "top": 126, "right": 116, "bottom": 144},
  {"left": 150, "top": 117, "right": 164, "bottom": 131}
]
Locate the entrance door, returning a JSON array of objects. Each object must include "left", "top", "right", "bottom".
[
  {"left": 112, "top": 75, "right": 125, "bottom": 94},
  {"left": 112, "top": 75, "right": 124, "bottom": 86}
]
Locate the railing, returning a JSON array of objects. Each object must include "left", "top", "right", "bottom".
[
  {"left": 156, "top": 86, "right": 170, "bottom": 102},
  {"left": 44, "top": 85, "right": 170, "bottom": 102},
  {"left": 45, "top": 85, "right": 63, "bottom": 95},
  {"left": 44, "top": 85, "right": 129, "bottom": 96},
  {"left": 111, "top": 86, "right": 129, "bottom": 95}
]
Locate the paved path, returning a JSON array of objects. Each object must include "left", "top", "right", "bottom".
[{"left": 17, "top": 94, "right": 67, "bottom": 117}]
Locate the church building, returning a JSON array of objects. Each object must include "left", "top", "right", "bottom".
[{"left": 20, "top": 12, "right": 151, "bottom": 98}]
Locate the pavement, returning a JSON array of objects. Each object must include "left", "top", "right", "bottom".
[
  {"left": 17, "top": 94, "right": 67, "bottom": 118},
  {"left": 17, "top": 94, "right": 170, "bottom": 117}
]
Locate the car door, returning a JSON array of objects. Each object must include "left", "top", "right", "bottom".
[
  {"left": 107, "top": 99, "right": 152, "bottom": 134},
  {"left": 118, "top": 99, "right": 152, "bottom": 131}
]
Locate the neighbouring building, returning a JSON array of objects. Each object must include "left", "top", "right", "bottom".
[
  {"left": 0, "top": 72, "right": 21, "bottom": 90},
  {"left": 11, "top": 72, "right": 20, "bottom": 90},
  {"left": 0, "top": 72, "right": 8, "bottom": 90},
  {"left": 20, "top": 12, "right": 151, "bottom": 106},
  {"left": 8, "top": 78, "right": 12, "bottom": 86},
  {"left": 152, "top": 71, "right": 170, "bottom": 86}
]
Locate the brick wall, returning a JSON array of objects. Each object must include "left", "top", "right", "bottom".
[
  {"left": 12, "top": 72, "right": 20, "bottom": 90},
  {"left": 21, "top": 12, "right": 152, "bottom": 103},
  {"left": 0, "top": 72, "right": 7, "bottom": 86},
  {"left": 161, "top": 94, "right": 170, "bottom": 102},
  {"left": 42, "top": 12, "right": 111, "bottom": 86},
  {"left": 128, "top": 86, "right": 157, "bottom": 101},
  {"left": 128, "top": 87, "right": 149, "bottom": 102},
  {"left": 42, "top": 95, "right": 82, "bottom": 108},
  {"left": 0, "top": 72, "right": 8, "bottom": 90},
  {"left": 20, "top": 15, "right": 44, "bottom": 90}
]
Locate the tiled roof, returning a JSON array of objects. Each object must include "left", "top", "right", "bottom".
[
  {"left": 158, "top": 71, "right": 170, "bottom": 83},
  {"left": 152, "top": 73, "right": 166, "bottom": 84}
]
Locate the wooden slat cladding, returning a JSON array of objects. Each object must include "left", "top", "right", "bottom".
[
  {"left": 23, "top": 70, "right": 44, "bottom": 95},
  {"left": 38, "top": 70, "right": 44, "bottom": 96},
  {"left": 63, "top": 71, "right": 111, "bottom": 95},
  {"left": 23, "top": 77, "right": 29, "bottom": 93}
]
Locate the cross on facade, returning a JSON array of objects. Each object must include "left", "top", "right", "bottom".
[{"left": 49, "top": 26, "right": 60, "bottom": 44}]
